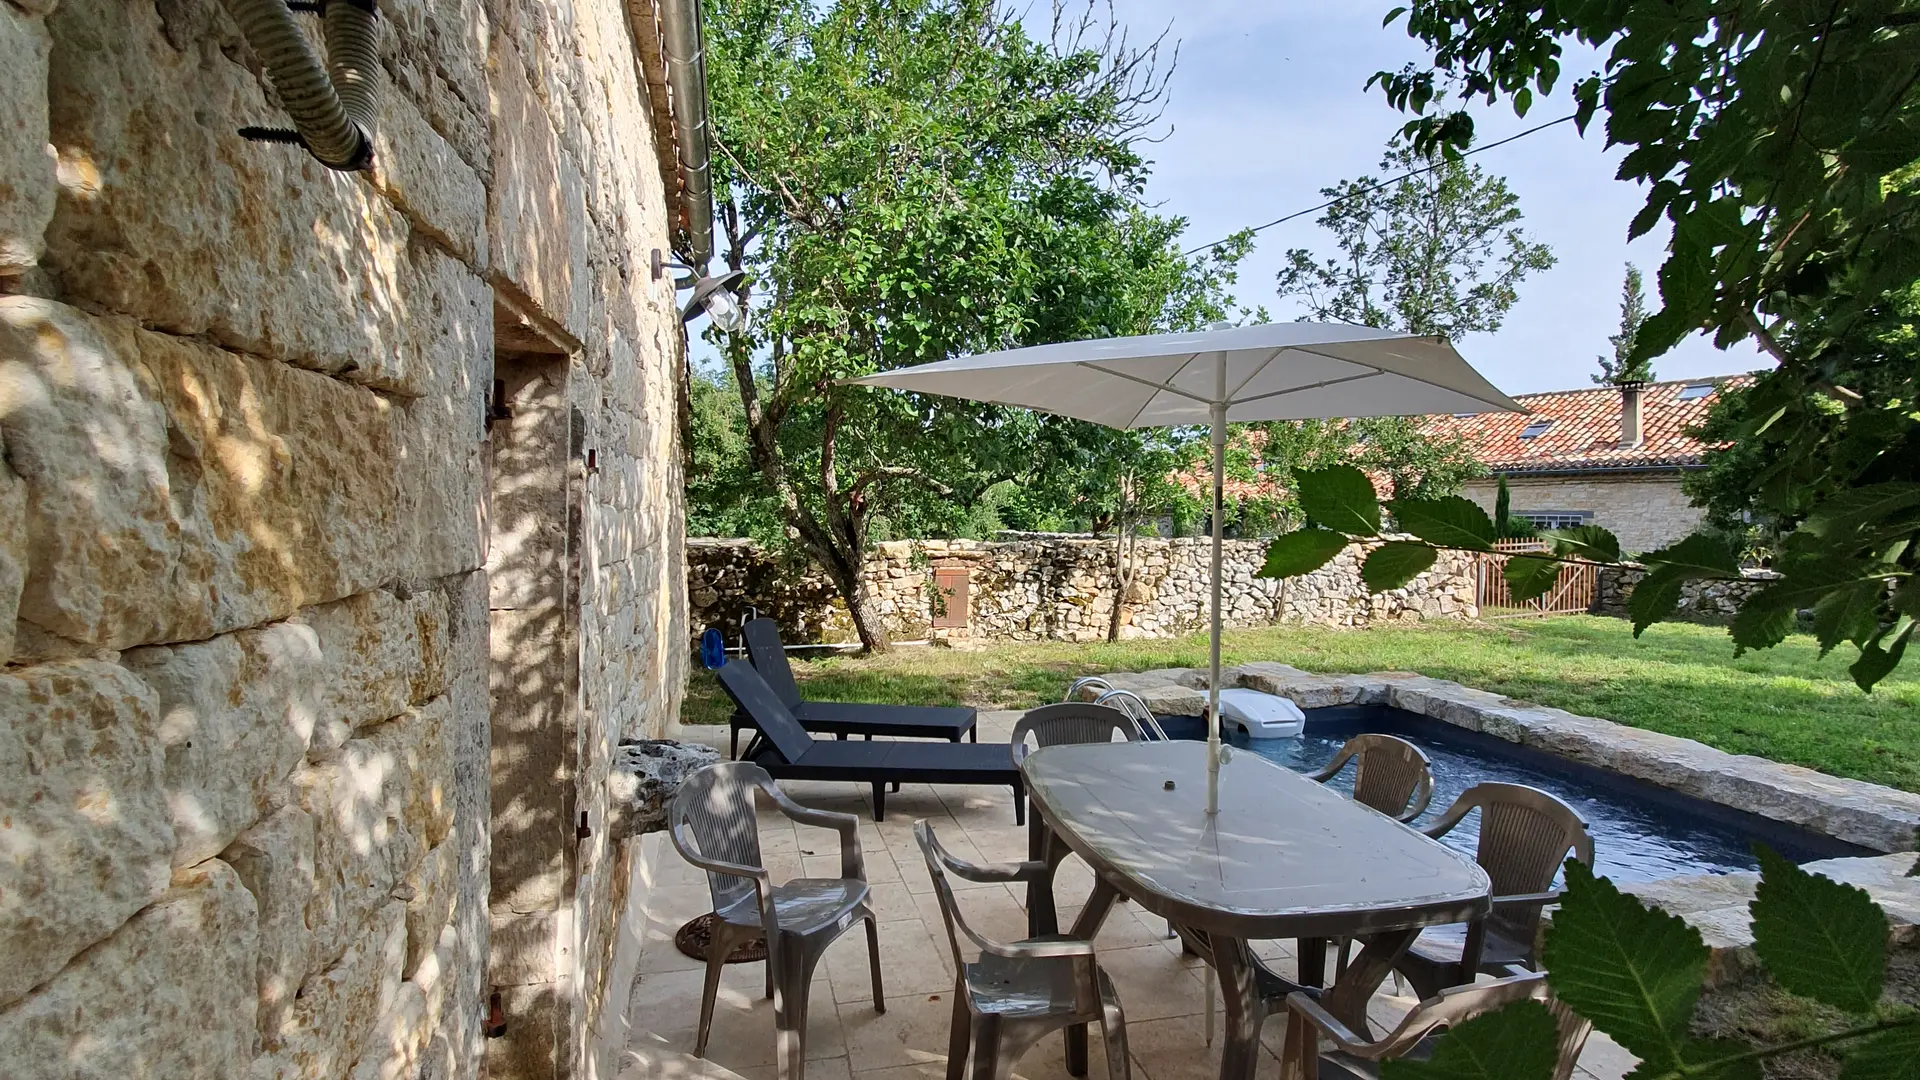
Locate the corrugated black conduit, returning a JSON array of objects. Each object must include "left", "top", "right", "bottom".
[{"left": 226, "top": 0, "right": 378, "bottom": 171}]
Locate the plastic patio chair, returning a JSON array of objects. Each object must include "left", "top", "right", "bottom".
[
  {"left": 1278, "top": 967, "right": 1592, "bottom": 1080},
  {"left": 1010, "top": 702, "right": 1141, "bottom": 766},
  {"left": 1393, "top": 782, "right": 1595, "bottom": 999},
  {"left": 1308, "top": 734, "right": 1435, "bottom": 823},
  {"left": 668, "top": 762, "right": 885, "bottom": 1080},
  {"left": 915, "top": 820, "right": 1132, "bottom": 1080}
]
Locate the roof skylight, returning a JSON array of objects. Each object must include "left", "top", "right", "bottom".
[
  {"left": 1677, "top": 382, "right": 1714, "bottom": 400},
  {"left": 1519, "top": 419, "right": 1554, "bottom": 438}
]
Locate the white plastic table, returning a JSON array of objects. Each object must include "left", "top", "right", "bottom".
[{"left": 1021, "top": 740, "right": 1491, "bottom": 1080}]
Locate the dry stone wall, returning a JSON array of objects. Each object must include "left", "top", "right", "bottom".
[
  {"left": 1594, "top": 564, "right": 1779, "bottom": 622},
  {"left": 687, "top": 535, "right": 1479, "bottom": 645},
  {"left": 1, "top": 0, "right": 689, "bottom": 1076}
]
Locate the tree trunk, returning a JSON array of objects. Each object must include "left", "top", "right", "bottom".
[{"left": 828, "top": 560, "right": 893, "bottom": 653}]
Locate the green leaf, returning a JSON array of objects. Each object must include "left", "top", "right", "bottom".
[
  {"left": 1838, "top": 1018, "right": 1920, "bottom": 1080},
  {"left": 1542, "top": 525, "right": 1622, "bottom": 564},
  {"left": 1851, "top": 620, "right": 1914, "bottom": 692},
  {"left": 1296, "top": 464, "right": 1381, "bottom": 537},
  {"left": 1663, "top": 1038, "right": 1764, "bottom": 1080},
  {"left": 1729, "top": 592, "right": 1797, "bottom": 655},
  {"left": 1363, "top": 541, "right": 1439, "bottom": 592},
  {"left": 1388, "top": 495, "right": 1496, "bottom": 551},
  {"left": 1801, "top": 483, "right": 1920, "bottom": 540},
  {"left": 1258, "top": 529, "right": 1349, "bottom": 579},
  {"left": 1628, "top": 565, "right": 1688, "bottom": 635},
  {"left": 1505, "top": 554, "right": 1563, "bottom": 603},
  {"left": 1750, "top": 846, "right": 1888, "bottom": 1014},
  {"left": 1541, "top": 861, "right": 1708, "bottom": 1069},
  {"left": 1811, "top": 580, "right": 1887, "bottom": 657},
  {"left": 1378, "top": 999, "right": 1560, "bottom": 1080},
  {"left": 1639, "top": 533, "right": 1741, "bottom": 577}
]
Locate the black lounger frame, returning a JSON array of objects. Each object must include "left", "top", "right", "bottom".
[{"left": 714, "top": 661, "right": 1024, "bottom": 824}]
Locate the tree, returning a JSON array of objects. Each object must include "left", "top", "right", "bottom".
[
  {"left": 704, "top": 0, "right": 1241, "bottom": 651},
  {"left": 1592, "top": 265, "right": 1652, "bottom": 385},
  {"left": 1366, "top": 0, "right": 1920, "bottom": 688},
  {"left": 1276, "top": 142, "right": 1555, "bottom": 341}
]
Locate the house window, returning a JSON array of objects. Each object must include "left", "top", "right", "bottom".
[
  {"left": 1519, "top": 510, "right": 1593, "bottom": 530},
  {"left": 1677, "top": 382, "right": 1714, "bottom": 400},
  {"left": 1519, "top": 419, "right": 1554, "bottom": 438}
]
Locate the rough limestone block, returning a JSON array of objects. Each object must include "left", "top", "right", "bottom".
[
  {"left": 442, "top": 571, "right": 490, "bottom": 1080},
  {"left": 402, "top": 839, "right": 458, "bottom": 977},
  {"left": 0, "top": 660, "right": 175, "bottom": 1009},
  {"left": 394, "top": 247, "right": 489, "bottom": 584},
  {"left": 40, "top": 0, "right": 432, "bottom": 391},
  {"left": 301, "top": 586, "right": 452, "bottom": 752},
  {"left": 350, "top": 979, "right": 431, "bottom": 1080},
  {"left": 0, "top": 859, "right": 259, "bottom": 1077},
  {"left": 257, "top": 899, "right": 406, "bottom": 1077},
  {"left": 489, "top": 30, "right": 591, "bottom": 340},
  {"left": 223, "top": 805, "right": 317, "bottom": 1046},
  {"left": 300, "top": 698, "right": 452, "bottom": 966},
  {"left": 0, "top": 3, "right": 53, "bottom": 274},
  {"left": 123, "top": 620, "right": 322, "bottom": 865},
  {"left": 606, "top": 739, "right": 720, "bottom": 841},
  {"left": 0, "top": 455, "right": 25, "bottom": 665},
  {"left": 0, "top": 298, "right": 405, "bottom": 654},
  {"left": 372, "top": 86, "right": 487, "bottom": 267}
]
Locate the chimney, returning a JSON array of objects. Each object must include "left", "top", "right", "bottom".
[{"left": 1619, "top": 381, "right": 1646, "bottom": 449}]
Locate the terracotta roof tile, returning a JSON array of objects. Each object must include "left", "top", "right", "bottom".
[{"left": 1420, "top": 375, "right": 1754, "bottom": 474}]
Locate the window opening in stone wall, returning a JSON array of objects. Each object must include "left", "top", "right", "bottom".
[{"left": 1518, "top": 510, "right": 1593, "bottom": 530}]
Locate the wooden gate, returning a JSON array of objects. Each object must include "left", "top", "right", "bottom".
[{"left": 1473, "top": 540, "right": 1598, "bottom": 618}]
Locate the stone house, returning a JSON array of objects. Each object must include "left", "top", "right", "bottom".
[
  {"left": 2, "top": 0, "right": 710, "bottom": 1075},
  {"left": 1422, "top": 377, "right": 1753, "bottom": 554}
]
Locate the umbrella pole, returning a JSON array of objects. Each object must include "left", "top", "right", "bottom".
[{"left": 1207, "top": 400, "right": 1226, "bottom": 816}]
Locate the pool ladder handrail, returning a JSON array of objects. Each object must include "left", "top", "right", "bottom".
[{"left": 1060, "top": 678, "right": 1170, "bottom": 742}]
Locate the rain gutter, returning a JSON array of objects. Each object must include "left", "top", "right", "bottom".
[{"left": 658, "top": 0, "right": 715, "bottom": 268}]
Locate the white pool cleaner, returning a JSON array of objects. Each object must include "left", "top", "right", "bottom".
[{"left": 1214, "top": 688, "right": 1305, "bottom": 739}]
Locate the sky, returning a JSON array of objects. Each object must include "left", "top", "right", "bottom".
[{"left": 1101, "top": 0, "right": 1769, "bottom": 395}]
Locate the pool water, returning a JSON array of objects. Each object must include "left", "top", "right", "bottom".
[{"left": 1152, "top": 710, "right": 1860, "bottom": 883}]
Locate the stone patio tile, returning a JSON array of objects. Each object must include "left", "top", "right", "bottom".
[
  {"left": 823, "top": 917, "right": 952, "bottom": 1002},
  {"left": 636, "top": 961, "right": 847, "bottom": 1070},
  {"left": 1090, "top": 944, "right": 1209, "bottom": 1022},
  {"left": 1124, "top": 1015, "right": 1280, "bottom": 1080},
  {"left": 839, "top": 987, "right": 962, "bottom": 1074},
  {"left": 741, "top": 1055, "right": 852, "bottom": 1080}
]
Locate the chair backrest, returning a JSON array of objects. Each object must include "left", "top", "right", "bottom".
[
  {"left": 1427, "top": 782, "right": 1595, "bottom": 947},
  {"left": 1010, "top": 702, "right": 1140, "bottom": 764},
  {"left": 671, "top": 762, "right": 772, "bottom": 917},
  {"left": 1356, "top": 969, "right": 1591, "bottom": 1079},
  {"left": 913, "top": 820, "right": 1008, "bottom": 970},
  {"left": 1315, "top": 734, "right": 1434, "bottom": 822},
  {"left": 713, "top": 661, "right": 816, "bottom": 764},
  {"left": 742, "top": 617, "right": 805, "bottom": 710}
]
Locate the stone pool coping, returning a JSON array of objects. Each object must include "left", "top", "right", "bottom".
[{"left": 1077, "top": 662, "right": 1920, "bottom": 854}]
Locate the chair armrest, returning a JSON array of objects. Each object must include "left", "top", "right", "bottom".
[
  {"left": 762, "top": 783, "right": 866, "bottom": 880},
  {"left": 1492, "top": 889, "right": 1562, "bottom": 908},
  {"left": 1283, "top": 993, "right": 1374, "bottom": 1054},
  {"left": 945, "top": 858, "right": 1052, "bottom": 886},
  {"left": 983, "top": 935, "right": 1099, "bottom": 960}
]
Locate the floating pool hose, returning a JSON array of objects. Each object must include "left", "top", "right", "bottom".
[{"left": 224, "top": 0, "right": 378, "bottom": 171}]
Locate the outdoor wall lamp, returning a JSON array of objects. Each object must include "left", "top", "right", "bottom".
[{"left": 651, "top": 248, "right": 747, "bottom": 334}]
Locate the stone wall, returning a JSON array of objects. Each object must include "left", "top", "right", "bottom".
[
  {"left": 686, "top": 535, "right": 1479, "bottom": 645},
  {"left": 1, "top": 0, "right": 688, "bottom": 1078},
  {"left": 1462, "top": 473, "right": 1705, "bottom": 554},
  {"left": 1594, "top": 565, "right": 1778, "bottom": 622}
]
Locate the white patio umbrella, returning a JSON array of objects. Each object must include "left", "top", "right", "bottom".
[{"left": 847, "top": 322, "right": 1523, "bottom": 814}]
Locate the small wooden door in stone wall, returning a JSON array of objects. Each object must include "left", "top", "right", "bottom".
[{"left": 931, "top": 563, "right": 970, "bottom": 629}]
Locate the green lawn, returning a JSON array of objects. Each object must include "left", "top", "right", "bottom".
[{"left": 683, "top": 616, "right": 1920, "bottom": 793}]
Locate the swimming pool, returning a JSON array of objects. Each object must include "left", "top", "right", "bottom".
[{"left": 1154, "top": 706, "right": 1867, "bottom": 883}]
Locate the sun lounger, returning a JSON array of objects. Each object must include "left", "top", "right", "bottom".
[
  {"left": 729, "top": 618, "right": 978, "bottom": 757},
  {"left": 714, "top": 660, "right": 1024, "bottom": 824}
]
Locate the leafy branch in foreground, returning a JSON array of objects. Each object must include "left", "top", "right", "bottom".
[
  {"left": 1262, "top": 464, "right": 1917, "bottom": 690},
  {"left": 1385, "top": 855, "right": 1919, "bottom": 1080}
]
